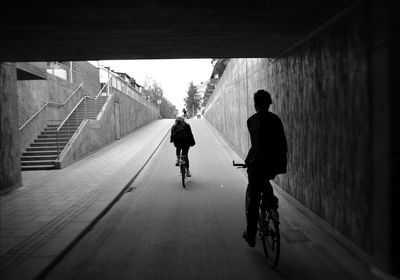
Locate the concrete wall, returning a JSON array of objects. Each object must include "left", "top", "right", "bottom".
[
  {"left": 18, "top": 61, "right": 99, "bottom": 127},
  {"left": 370, "top": 0, "right": 398, "bottom": 274},
  {"left": 0, "top": 63, "right": 21, "bottom": 190},
  {"left": 205, "top": 5, "right": 371, "bottom": 252},
  {"left": 17, "top": 62, "right": 100, "bottom": 151},
  {"left": 72, "top": 61, "right": 100, "bottom": 95},
  {"left": 18, "top": 76, "right": 75, "bottom": 127},
  {"left": 59, "top": 89, "right": 159, "bottom": 167}
]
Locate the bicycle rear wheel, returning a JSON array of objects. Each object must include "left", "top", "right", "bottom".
[
  {"left": 180, "top": 162, "right": 186, "bottom": 187},
  {"left": 260, "top": 209, "right": 280, "bottom": 268}
]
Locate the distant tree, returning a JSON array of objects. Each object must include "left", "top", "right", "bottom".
[
  {"left": 159, "top": 98, "right": 178, "bottom": 119},
  {"left": 142, "top": 76, "right": 178, "bottom": 119},
  {"left": 184, "top": 81, "right": 202, "bottom": 118},
  {"left": 142, "top": 76, "right": 164, "bottom": 106}
]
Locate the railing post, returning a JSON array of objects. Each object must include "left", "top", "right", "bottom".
[
  {"left": 57, "top": 130, "right": 60, "bottom": 159},
  {"left": 84, "top": 97, "right": 86, "bottom": 119},
  {"left": 69, "top": 61, "right": 73, "bottom": 84}
]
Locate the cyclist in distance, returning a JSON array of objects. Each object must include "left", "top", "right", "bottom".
[
  {"left": 170, "top": 116, "right": 195, "bottom": 177},
  {"left": 242, "top": 89, "right": 288, "bottom": 248},
  {"left": 182, "top": 108, "right": 188, "bottom": 119}
]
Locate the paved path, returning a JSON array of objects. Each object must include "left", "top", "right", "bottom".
[
  {"left": 40, "top": 119, "right": 378, "bottom": 280},
  {"left": 0, "top": 119, "right": 173, "bottom": 280}
]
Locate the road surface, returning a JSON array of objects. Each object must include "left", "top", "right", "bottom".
[{"left": 44, "top": 119, "right": 376, "bottom": 280}]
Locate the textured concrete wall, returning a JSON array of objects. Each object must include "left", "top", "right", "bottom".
[
  {"left": 117, "top": 91, "right": 159, "bottom": 137},
  {"left": 18, "top": 75, "right": 75, "bottom": 127},
  {"left": 72, "top": 61, "right": 100, "bottom": 95},
  {"left": 205, "top": 6, "right": 370, "bottom": 251},
  {"left": 18, "top": 62, "right": 100, "bottom": 151},
  {"left": 18, "top": 86, "right": 89, "bottom": 152},
  {"left": 0, "top": 63, "right": 21, "bottom": 190},
  {"left": 18, "top": 61, "right": 99, "bottom": 127},
  {"left": 369, "top": 0, "right": 397, "bottom": 273},
  {"left": 60, "top": 89, "right": 158, "bottom": 167}
]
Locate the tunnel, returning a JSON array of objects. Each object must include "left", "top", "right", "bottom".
[{"left": 0, "top": 0, "right": 399, "bottom": 278}]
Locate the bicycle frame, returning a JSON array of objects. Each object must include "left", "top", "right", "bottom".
[
  {"left": 178, "top": 155, "right": 187, "bottom": 187},
  {"left": 234, "top": 160, "right": 280, "bottom": 268}
]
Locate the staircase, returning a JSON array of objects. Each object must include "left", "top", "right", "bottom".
[{"left": 21, "top": 96, "right": 108, "bottom": 171}]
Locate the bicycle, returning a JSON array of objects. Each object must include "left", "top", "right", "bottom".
[
  {"left": 178, "top": 155, "right": 188, "bottom": 188},
  {"left": 233, "top": 161, "right": 281, "bottom": 268}
]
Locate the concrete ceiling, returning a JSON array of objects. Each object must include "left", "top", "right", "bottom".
[{"left": 0, "top": 0, "right": 357, "bottom": 61}]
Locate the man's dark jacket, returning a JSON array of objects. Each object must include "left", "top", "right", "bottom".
[
  {"left": 170, "top": 123, "right": 195, "bottom": 147},
  {"left": 245, "top": 111, "right": 288, "bottom": 176}
]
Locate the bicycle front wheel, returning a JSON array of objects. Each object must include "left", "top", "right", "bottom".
[
  {"left": 261, "top": 209, "right": 280, "bottom": 268},
  {"left": 180, "top": 163, "right": 186, "bottom": 187}
]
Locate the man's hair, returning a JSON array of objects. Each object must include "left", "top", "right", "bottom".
[
  {"left": 175, "top": 116, "right": 185, "bottom": 125},
  {"left": 254, "top": 90, "right": 272, "bottom": 108}
]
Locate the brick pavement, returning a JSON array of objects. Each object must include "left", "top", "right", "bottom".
[{"left": 0, "top": 119, "right": 173, "bottom": 280}]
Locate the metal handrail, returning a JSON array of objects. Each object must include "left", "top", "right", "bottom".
[
  {"left": 56, "top": 97, "right": 85, "bottom": 158},
  {"left": 47, "top": 61, "right": 84, "bottom": 85},
  {"left": 18, "top": 103, "right": 48, "bottom": 131},
  {"left": 88, "top": 78, "right": 111, "bottom": 116},
  {"left": 99, "top": 67, "right": 157, "bottom": 114},
  {"left": 55, "top": 79, "right": 112, "bottom": 158},
  {"left": 55, "top": 73, "right": 159, "bottom": 159},
  {"left": 19, "top": 83, "right": 83, "bottom": 131},
  {"left": 56, "top": 97, "right": 85, "bottom": 133},
  {"left": 104, "top": 71, "right": 157, "bottom": 113}
]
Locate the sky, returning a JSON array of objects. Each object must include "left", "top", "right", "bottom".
[{"left": 89, "top": 59, "right": 214, "bottom": 112}]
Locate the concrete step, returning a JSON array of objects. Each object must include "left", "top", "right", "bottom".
[
  {"left": 60, "top": 123, "right": 83, "bottom": 127},
  {"left": 71, "top": 114, "right": 97, "bottom": 117},
  {"left": 38, "top": 132, "right": 71, "bottom": 136},
  {"left": 31, "top": 143, "right": 66, "bottom": 147},
  {"left": 32, "top": 141, "right": 67, "bottom": 146},
  {"left": 44, "top": 127, "right": 76, "bottom": 132},
  {"left": 34, "top": 138, "right": 69, "bottom": 143},
  {"left": 21, "top": 155, "right": 58, "bottom": 161},
  {"left": 55, "top": 125, "right": 79, "bottom": 130},
  {"left": 21, "top": 159, "right": 56, "bottom": 166},
  {"left": 75, "top": 108, "right": 97, "bottom": 111},
  {"left": 23, "top": 151, "right": 58, "bottom": 156},
  {"left": 40, "top": 131, "right": 72, "bottom": 136},
  {"left": 75, "top": 110, "right": 99, "bottom": 113},
  {"left": 21, "top": 164, "right": 55, "bottom": 171},
  {"left": 38, "top": 134, "right": 71, "bottom": 139},
  {"left": 27, "top": 146, "right": 60, "bottom": 151}
]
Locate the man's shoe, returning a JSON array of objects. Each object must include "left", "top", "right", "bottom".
[
  {"left": 242, "top": 231, "right": 255, "bottom": 248},
  {"left": 186, "top": 170, "right": 191, "bottom": 177}
]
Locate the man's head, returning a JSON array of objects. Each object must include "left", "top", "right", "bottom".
[
  {"left": 253, "top": 90, "right": 272, "bottom": 112},
  {"left": 175, "top": 116, "right": 185, "bottom": 125}
]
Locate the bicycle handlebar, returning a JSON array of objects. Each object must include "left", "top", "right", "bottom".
[{"left": 232, "top": 161, "right": 247, "bottom": 168}]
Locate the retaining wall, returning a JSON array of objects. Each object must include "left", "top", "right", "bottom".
[
  {"left": 17, "top": 61, "right": 99, "bottom": 127},
  {"left": 204, "top": 5, "right": 371, "bottom": 251},
  {"left": 0, "top": 63, "right": 21, "bottom": 190},
  {"left": 59, "top": 89, "right": 159, "bottom": 167}
]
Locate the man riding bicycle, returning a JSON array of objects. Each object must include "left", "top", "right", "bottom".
[
  {"left": 182, "top": 108, "right": 188, "bottom": 119},
  {"left": 170, "top": 117, "right": 195, "bottom": 177},
  {"left": 242, "top": 90, "right": 288, "bottom": 248}
]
